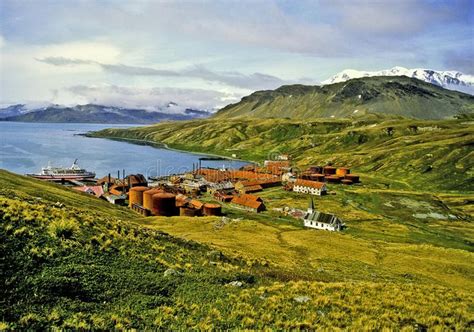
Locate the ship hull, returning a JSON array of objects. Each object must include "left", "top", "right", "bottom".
[{"left": 27, "top": 174, "right": 96, "bottom": 181}]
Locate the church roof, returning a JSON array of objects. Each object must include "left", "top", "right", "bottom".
[{"left": 305, "top": 211, "right": 343, "bottom": 225}]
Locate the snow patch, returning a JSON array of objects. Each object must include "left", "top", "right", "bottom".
[{"left": 322, "top": 67, "right": 474, "bottom": 95}]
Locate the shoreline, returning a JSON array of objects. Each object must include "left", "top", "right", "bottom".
[{"left": 85, "top": 133, "right": 254, "bottom": 164}]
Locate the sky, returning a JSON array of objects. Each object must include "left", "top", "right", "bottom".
[{"left": 0, "top": 0, "right": 473, "bottom": 111}]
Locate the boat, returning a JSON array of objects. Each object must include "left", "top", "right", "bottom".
[{"left": 27, "top": 159, "right": 96, "bottom": 181}]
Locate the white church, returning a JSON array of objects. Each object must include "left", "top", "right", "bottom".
[{"left": 303, "top": 198, "right": 344, "bottom": 231}]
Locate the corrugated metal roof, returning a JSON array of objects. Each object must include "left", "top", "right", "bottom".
[
  {"left": 72, "top": 185, "right": 104, "bottom": 198},
  {"left": 294, "top": 179, "right": 326, "bottom": 189},
  {"left": 190, "top": 199, "right": 204, "bottom": 209},
  {"left": 241, "top": 184, "right": 263, "bottom": 192},
  {"left": 231, "top": 194, "right": 264, "bottom": 209},
  {"left": 305, "top": 211, "right": 343, "bottom": 225}
]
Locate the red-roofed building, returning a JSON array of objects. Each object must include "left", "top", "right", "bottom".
[
  {"left": 235, "top": 181, "right": 263, "bottom": 194},
  {"left": 231, "top": 194, "right": 265, "bottom": 213},
  {"left": 214, "top": 191, "right": 234, "bottom": 202},
  {"left": 293, "top": 179, "right": 327, "bottom": 196},
  {"left": 72, "top": 185, "right": 104, "bottom": 198},
  {"left": 190, "top": 199, "right": 204, "bottom": 210}
]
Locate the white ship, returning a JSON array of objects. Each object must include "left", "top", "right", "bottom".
[{"left": 27, "top": 159, "right": 96, "bottom": 181}]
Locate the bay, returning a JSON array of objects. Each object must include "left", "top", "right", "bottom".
[{"left": 0, "top": 122, "right": 247, "bottom": 178}]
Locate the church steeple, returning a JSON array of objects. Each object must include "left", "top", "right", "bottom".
[{"left": 308, "top": 197, "right": 314, "bottom": 213}]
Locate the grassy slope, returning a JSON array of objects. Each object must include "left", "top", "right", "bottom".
[
  {"left": 214, "top": 76, "right": 474, "bottom": 120},
  {"left": 90, "top": 117, "right": 474, "bottom": 191},
  {"left": 1, "top": 170, "right": 473, "bottom": 329}
]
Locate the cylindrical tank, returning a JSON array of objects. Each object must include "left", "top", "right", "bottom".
[
  {"left": 345, "top": 174, "right": 360, "bottom": 183},
  {"left": 325, "top": 175, "right": 341, "bottom": 183},
  {"left": 203, "top": 203, "right": 222, "bottom": 216},
  {"left": 308, "top": 165, "right": 323, "bottom": 173},
  {"left": 143, "top": 188, "right": 164, "bottom": 211},
  {"left": 341, "top": 179, "right": 353, "bottom": 185},
  {"left": 301, "top": 173, "right": 312, "bottom": 180},
  {"left": 310, "top": 173, "right": 326, "bottom": 182},
  {"left": 128, "top": 186, "right": 148, "bottom": 207},
  {"left": 180, "top": 206, "right": 200, "bottom": 217},
  {"left": 323, "top": 166, "right": 337, "bottom": 175},
  {"left": 151, "top": 193, "right": 176, "bottom": 216},
  {"left": 336, "top": 168, "right": 350, "bottom": 176}
]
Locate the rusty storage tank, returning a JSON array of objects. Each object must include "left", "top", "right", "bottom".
[
  {"left": 301, "top": 173, "right": 312, "bottom": 180},
  {"left": 308, "top": 165, "right": 323, "bottom": 173},
  {"left": 345, "top": 174, "right": 360, "bottom": 183},
  {"left": 323, "top": 166, "right": 337, "bottom": 175},
  {"left": 151, "top": 193, "right": 176, "bottom": 216},
  {"left": 341, "top": 179, "right": 353, "bottom": 185},
  {"left": 203, "top": 203, "right": 222, "bottom": 216},
  {"left": 325, "top": 175, "right": 342, "bottom": 183},
  {"left": 143, "top": 188, "right": 164, "bottom": 211},
  {"left": 336, "top": 167, "right": 350, "bottom": 176},
  {"left": 310, "top": 173, "right": 326, "bottom": 182},
  {"left": 128, "top": 186, "right": 149, "bottom": 207},
  {"left": 179, "top": 206, "right": 200, "bottom": 217}
]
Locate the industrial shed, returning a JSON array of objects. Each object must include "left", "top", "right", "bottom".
[{"left": 231, "top": 194, "right": 266, "bottom": 213}]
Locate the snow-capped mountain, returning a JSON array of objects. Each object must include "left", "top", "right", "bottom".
[
  {"left": 0, "top": 104, "right": 28, "bottom": 119},
  {"left": 0, "top": 103, "right": 212, "bottom": 123},
  {"left": 322, "top": 67, "right": 474, "bottom": 95}
]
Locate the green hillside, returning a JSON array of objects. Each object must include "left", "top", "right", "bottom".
[
  {"left": 1, "top": 170, "right": 473, "bottom": 329},
  {"left": 214, "top": 76, "right": 474, "bottom": 120},
  {"left": 90, "top": 117, "right": 474, "bottom": 191}
]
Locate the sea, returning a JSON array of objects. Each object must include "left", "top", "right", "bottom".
[{"left": 0, "top": 122, "right": 248, "bottom": 178}]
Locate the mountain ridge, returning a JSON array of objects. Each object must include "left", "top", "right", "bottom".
[
  {"left": 0, "top": 103, "right": 212, "bottom": 124},
  {"left": 215, "top": 76, "right": 474, "bottom": 120},
  {"left": 322, "top": 66, "right": 474, "bottom": 95}
]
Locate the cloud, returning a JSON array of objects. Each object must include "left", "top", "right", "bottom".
[
  {"left": 1, "top": 0, "right": 472, "bottom": 108},
  {"left": 100, "top": 63, "right": 181, "bottom": 77},
  {"left": 36, "top": 57, "right": 290, "bottom": 90},
  {"left": 443, "top": 50, "right": 474, "bottom": 74},
  {"left": 329, "top": 0, "right": 467, "bottom": 36},
  {"left": 3, "top": 0, "right": 433, "bottom": 58},
  {"left": 36, "top": 41, "right": 121, "bottom": 63},
  {"left": 183, "top": 66, "right": 287, "bottom": 90},
  {"left": 65, "top": 84, "right": 240, "bottom": 111},
  {"left": 36, "top": 56, "right": 95, "bottom": 66}
]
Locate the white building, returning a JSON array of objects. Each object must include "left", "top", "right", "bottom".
[
  {"left": 303, "top": 198, "right": 344, "bottom": 231},
  {"left": 293, "top": 179, "right": 327, "bottom": 196},
  {"left": 282, "top": 172, "right": 296, "bottom": 183}
]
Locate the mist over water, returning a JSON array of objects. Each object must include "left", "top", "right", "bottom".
[{"left": 0, "top": 122, "right": 248, "bottom": 178}]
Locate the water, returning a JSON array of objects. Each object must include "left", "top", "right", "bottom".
[{"left": 0, "top": 122, "right": 248, "bottom": 178}]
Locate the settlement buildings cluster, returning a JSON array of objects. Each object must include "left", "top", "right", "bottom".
[{"left": 32, "top": 154, "right": 358, "bottom": 231}]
